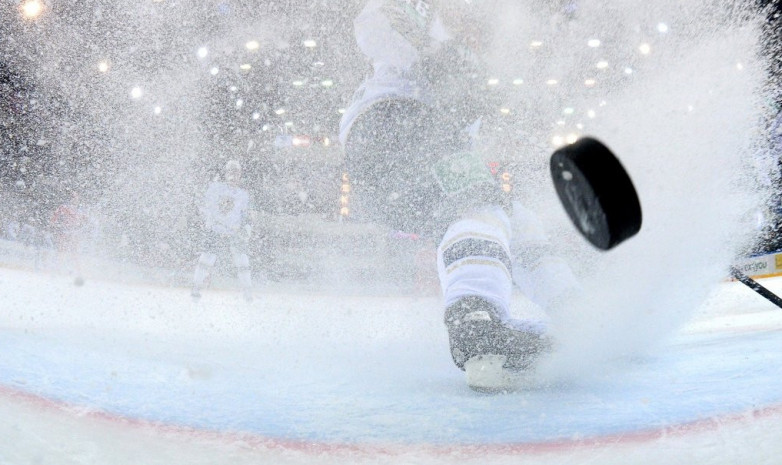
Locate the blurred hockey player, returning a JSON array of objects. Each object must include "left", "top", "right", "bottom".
[
  {"left": 50, "top": 190, "right": 88, "bottom": 285},
  {"left": 340, "top": 0, "right": 580, "bottom": 390},
  {"left": 191, "top": 160, "right": 254, "bottom": 302}
]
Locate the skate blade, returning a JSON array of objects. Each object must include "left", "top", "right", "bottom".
[{"left": 465, "top": 355, "right": 526, "bottom": 394}]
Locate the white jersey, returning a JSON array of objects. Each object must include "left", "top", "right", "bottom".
[
  {"left": 200, "top": 181, "right": 250, "bottom": 236},
  {"left": 339, "top": 0, "right": 453, "bottom": 144}
]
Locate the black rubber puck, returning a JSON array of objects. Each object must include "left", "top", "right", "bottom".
[{"left": 550, "top": 137, "right": 642, "bottom": 250}]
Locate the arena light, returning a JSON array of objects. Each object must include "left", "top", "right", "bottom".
[
  {"left": 321, "top": 79, "right": 334, "bottom": 87},
  {"left": 245, "top": 40, "right": 260, "bottom": 50},
  {"left": 97, "top": 61, "right": 110, "bottom": 73},
  {"left": 639, "top": 43, "right": 652, "bottom": 55},
  {"left": 197, "top": 47, "right": 208, "bottom": 59},
  {"left": 303, "top": 39, "right": 317, "bottom": 48},
  {"left": 130, "top": 87, "right": 143, "bottom": 99},
  {"left": 512, "top": 78, "right": 524, "bottom": 85},
  {"left": 20, "top": 0, "right": 43, "bottom": 19},
  {"left": 596, "top": 60, "right": 609, "bottom": 69},
  {"left": 500, "top": 172, "right": 511, "bottom": 193},
  {"left": 239, "top": 63, "right": 252, "bottom": 70},
  {"left": 587, "top": 39, "right": 601, "bottom": 48},
  {"left": 340, "top": 173, "right": 351, "bottom": 218},
  {"left": 657, "top": 23, "right": 669, "bottom": 33}
]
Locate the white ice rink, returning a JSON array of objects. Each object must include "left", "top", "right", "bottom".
[
  {"left": 0, "top": 1, "right": 779, "bottom": 463},
  {"left": 1, "top": 264, "right": 781, "bottom": 465}
]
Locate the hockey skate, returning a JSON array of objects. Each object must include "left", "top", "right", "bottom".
[{"left": 445, "top": 296, "right": 550, "bottom": 393}]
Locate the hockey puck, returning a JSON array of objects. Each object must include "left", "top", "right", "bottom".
[{"left": 550, "top": 137, "right": 642, "bottom": 250}]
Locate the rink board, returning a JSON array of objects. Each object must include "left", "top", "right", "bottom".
[{"left": 0, "top": 266, "right": 782, "bottom": 455}]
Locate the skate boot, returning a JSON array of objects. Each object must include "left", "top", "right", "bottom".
[{"left": 445, "top": 296, "right": 551, "bottom": 392}]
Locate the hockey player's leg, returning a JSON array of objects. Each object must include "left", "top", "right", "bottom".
[
  {"left": 438, "top": 206, "right": 550, "bottom": 383},
  {"left": 231, "top": 249, "right": 253, "bottom": 302},
  {"left": 192, "top": 252, "right": 216, "bottom": 299}
]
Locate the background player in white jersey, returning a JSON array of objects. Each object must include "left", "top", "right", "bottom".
[
  {"left": 340, "top": 0, "right": 580, "bottom": 389},
  {"left": 191, "top": 160, "right": 254, "bottom": 302}
]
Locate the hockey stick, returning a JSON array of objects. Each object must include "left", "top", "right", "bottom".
[{"left": 729, "top": 266, "right": 782, "bottom": 310}]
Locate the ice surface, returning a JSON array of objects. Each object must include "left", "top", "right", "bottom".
[
  {"left": 1, "top": 268, "right": 782, "bottom": 464},
  {"left": 1, "top": 0, "right": 780, "bottom": 463}
]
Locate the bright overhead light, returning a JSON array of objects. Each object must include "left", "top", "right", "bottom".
[
  {"left": 239, "top": 64, "right": 252, "bottom": 70},
  {"left": 97, "top": 61, "right": 110, "bottom": 73},
  {"left": 563, "top": 107, "right": 575, "bottom": 115},
  {"left": 303, "top": 39, "right": 317, "bottom": 48},
  {"left": 587, "top": 110, "right": 596, "bottom": 118},
  {"left": 210, "top": 67, "right": 219, "bottom": 75},
  {"left": 236, "top": 99, "right": 243, "bottom": 108},
  {"left": 153, "top": 106, "right": 162, "bottom": 115},
  {"left": 321, "top": 79, "right": 334, "bottom": 87},
  {"left": 624, "top": 67, "right": 634, "bottom": 75},
  {"left": 245, "top": 40, "right": 260, "bottom": 50},
  {"left": 20, "top": 0, "right": 43, "bottom": 19},
  {"left": 546, "top": 79, "right": 558, "bottom": 86},
  {"left": 292, "top": 80, "right": 304, "bottom": 86},
  {"left": 130, "top": 87, "right": 143, "bottom": 99},
  {"left": 487, "top": 78, "right": 500, "bottom": 86},
  {"left": 338, "top": 108, "right": 346, "bottom": 114},
  {"left": 587, "top": 39, "right": 601, "bottom": 48},
  {"left": 500, "top": 108, "right": 510, "bottom": 114},
  {"left": 657, "top": 23, "right": 669, "bottom": 33},
  {"left": 584, "top": 79, "right": 596, "bottom": 87},
  {"left": 551, "top": 135, "right": 565, "bottom": 147},
  {"left": 284, "top": 121, "right": 294, "bottom": 127},
  {"left": 512, "top": 78, "right": 524, "bottom": 85},
  {"left": 639, "top": 43, "right": 652, "bottom": 55},
  {"left": 252, "top": 112, "right": 260, "bottom": 120},
  {"left": 530, "top": 40, "right": 543, "bottom": 48},
  {"left": 275, "top": 108, "right": 286, "bottom": 115},
  {"left": 197, "top": 47, "right": 208, "bottom": 59},
  {"left": 566, "top": 133, "right": 579, "bottom": 144},
  {"left": 596, "top": 60, "right": 609, "bottom": 69}
]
